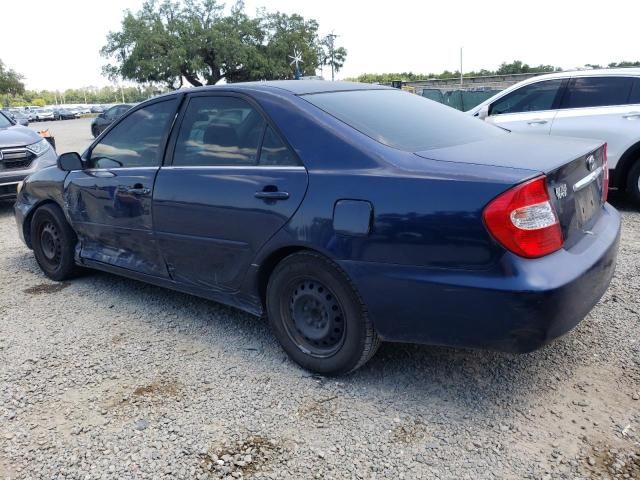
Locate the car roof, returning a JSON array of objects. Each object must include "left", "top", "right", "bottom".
[
  {"left": 154, "top": 80, "right": 392, "bottom": 99},
  {"left": 523, "top": 67, "right": 640, "bottom": 82},
  {"left": 234, "top": 80, "right": 392, "bottom": 95}
]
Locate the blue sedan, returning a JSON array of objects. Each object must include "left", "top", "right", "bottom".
[{"left": 14, "top": 81, "right": 620, "bottom": 375}]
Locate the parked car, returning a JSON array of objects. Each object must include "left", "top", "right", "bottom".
[
  {"left": 468, "top": 68, "right": 640, "bottom": 205},
  {"left": 90, "top": 105, "right": 105, "bottom": 113},
  {"left": 53, "top": 107, "right": 79, "bottom": 120},
  {"left": 21, "top": 110, "right": 36, "bottom": 122},
  {"left": 90, "top": 103, "right": 133, "bottom": 137},
  {"left": 0, "top": 110, "right": 57, "bottom": 200},
  {"left": 1, "top": 109, "right": 29, "bottom": 126},
  {"left": 15, "top": 81, "right": 620, "bottom": 375},
  {"left": 33, "top": 108, "right": 54, "bottom": 122}
]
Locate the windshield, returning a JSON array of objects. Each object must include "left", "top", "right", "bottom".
[
  {"left": 0, "top": 112, "right": 13, "bottom": 128},
  {"left": 303, "top": 89, "right": 505, "bottom": 151}
]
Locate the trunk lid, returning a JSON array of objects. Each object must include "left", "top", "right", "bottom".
[
  {"left": 546, "top": 145, "right": 607, "bottom": 248},
  {"left": 414, "top": 133, "right": 607, "bottom": 249}
]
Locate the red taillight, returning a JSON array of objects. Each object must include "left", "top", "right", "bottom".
[
  {"left": 483, "top": 176, "right": 563, "bottom": 258},
  {"left": 602, "top": 143, "right": 609, "bottom": 203}
]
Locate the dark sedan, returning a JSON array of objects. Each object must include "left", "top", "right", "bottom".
[
  {"left": 14, "top": 81, "right": 620, "bottom": 375},
  {"left": 90, "top": 103, "right": 133, "bottom": 137},
  {"left": 52, "top": 108, "right": 79, "bottom": 120},
  {"left": 1, "top": 110, "right": 29, "bottom": 126}
]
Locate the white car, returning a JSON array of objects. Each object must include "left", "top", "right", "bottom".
[
  {"left": 468, "top": 68, "right": 640, "bottom": 204},
  {"left": 33, "top": 108, "right": 55, "bottom": 122}
]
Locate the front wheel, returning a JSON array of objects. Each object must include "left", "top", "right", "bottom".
[
  {"left": 31, "top": 204, "right": 79, "bottom": 281},
  {"left": 626, "top": 160, "right": 640, "bottom": 206},
  {"left": 266, "top": 251, "right": 380, "bottom": 375},
  {"left": 91, "top": 126, "right": 99, "bottom": 138}
]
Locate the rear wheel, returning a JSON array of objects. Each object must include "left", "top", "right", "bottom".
[
  {"left": 626, "top": 160, "right": 640, "bottom": 206},
  {"left": 266, "top": 251, "right": 380, "bottom": 375},
  {"left": 31, "top": 204, "right": 79, "bottom": 281}
]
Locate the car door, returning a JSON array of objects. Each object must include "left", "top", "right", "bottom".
[
  {"left": 153, "top": 93, "right": 308, "bottom": 291},
  {"left": 64, "top": 98, "right": 178, "bottom": 277},
  {"left": 485, "top": 79, "right": 565, "bottom": 134},
  {"left": 550, "top": 76, "right": 640, "bottom": 168}
]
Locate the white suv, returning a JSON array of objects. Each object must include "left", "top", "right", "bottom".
[{"left": 468, "top": 68, "right": 640, "bottom": 204}]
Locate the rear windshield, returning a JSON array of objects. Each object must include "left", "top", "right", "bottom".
[{"left": 303, "top": 89, "right": 505, "bottom": 151}]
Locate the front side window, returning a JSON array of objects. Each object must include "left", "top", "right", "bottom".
[
  {"left": 489, "top": 80, "right": 564, "bottom": 115},
  {"left": 89, "top": 100, "right": 176, "bottom": 169},
  {"left": 174, "top": 96, "right": 297, "bottom": 167},
  {"left": 560, "top": 77, "right": 634, "bottom": 109}
]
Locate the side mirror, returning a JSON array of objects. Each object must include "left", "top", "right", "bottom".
[
  {"left": 478, "top": 105, "right": 490, "bottom": 120},
  {"left": 57, "top": 152, "right": 83, "bottom": 171}
]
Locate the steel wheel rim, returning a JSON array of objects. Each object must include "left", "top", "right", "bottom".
[
  {"left": 282, "top": 278, "right": 347, "bottom": 358},
  {"left": 39, "top": 222, "right": 62, "bottom": 266}
]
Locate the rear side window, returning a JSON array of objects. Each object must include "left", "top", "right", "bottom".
[
  {"left": 560, "top": 77, "right": 634, "bottom": 109},
  {"left": 173, "top": 96, "right": 265, "bottom": 166},
  {"left": 489, "top": 80, "right": 563, "bottom": 115},
  {"left": 89, "top": 100, "right": 176, "bottom": 169},
  {"left": 630, "top": 79, "right": 640, "bottom": 104},
  {"left": 259, "top": 126, "right": 298, "bottom": 166},
  {"left": 173, "top": 96, "right": 299, "bottom": 167},
  {"left": 303, "top": 89, "right": 504, "bottom": 152}
]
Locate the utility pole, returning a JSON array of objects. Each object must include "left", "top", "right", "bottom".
[
  {"left": 326, "top": 33, "right": 337, "bottom": 81},
  {"left": 460, "top": 47, "right": 463, "bottom": 86}
]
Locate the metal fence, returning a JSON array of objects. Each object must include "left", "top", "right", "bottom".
[{"left": 420, "top": 88, "right": 501, "bottom": 111}]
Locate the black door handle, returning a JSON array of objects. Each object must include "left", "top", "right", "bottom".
[{"left": 254, "top": 191, "right": 290, "bottom": 200}]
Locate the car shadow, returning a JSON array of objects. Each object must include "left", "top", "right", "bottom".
[
  {"left": 607, "top": 189, "right": 636, "bottom": 212},
  {"left": 0, "top": 200, "right": 15, "bottom": 218},
  {"left": 7, "top": 247, "right": 587, "bottom": 413}
]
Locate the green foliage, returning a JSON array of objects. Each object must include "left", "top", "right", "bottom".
[
  {"left": 350, "top": 60, "right": 640, "bottom": 85},
  {"left": 102, "top": 0, "right": 343, "bottom": 88},
  {"left": 5, "top": 85, "right": 166, "bottom": 108},
  {"left": 495, "top": 60, "right": 558, "bottom": 75},
  {"left": 348, "top": 60, "right": 564, "bottom": 84},
  {"left": 0, "top": 59, "right": 25, "bottom": 96},
  {"left": 608, "top": 61, "right": 640, "bottom": 68}
]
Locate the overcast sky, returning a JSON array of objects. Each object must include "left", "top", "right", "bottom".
[{"left": 1, "top": 0, "right": 639, "bottom": 90}]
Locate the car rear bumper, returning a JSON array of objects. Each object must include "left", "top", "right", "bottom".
[{"left": 340, "top": 203, "right": 621, "bottom": 353}]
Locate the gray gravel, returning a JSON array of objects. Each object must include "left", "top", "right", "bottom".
[{"left": 1, "top": 192, "right": 639, "bottom": 480}]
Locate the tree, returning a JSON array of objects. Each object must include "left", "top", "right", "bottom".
[
  {"left": 101, "top": 0, "right": 340, "bottom": 88},
  {"left": 496, "top": 60, "right": 557, "bottom": 75},
  {"left": 0, "top": 59, "right": 25, "bottom": 95},
  {"left": 608, "top": 61, "right": 640, "bottom": 68},
  {"left": 319, "top": 34, "right": 347, "bottom": 80}
]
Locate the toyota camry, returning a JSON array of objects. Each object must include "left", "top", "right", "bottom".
[{"left": 14, "top": 81, "right": 620, "bottom": 375}]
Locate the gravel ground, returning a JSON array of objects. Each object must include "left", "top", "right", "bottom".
[{"left": 0, "top": 141, "right": 639, "bottom": 477}]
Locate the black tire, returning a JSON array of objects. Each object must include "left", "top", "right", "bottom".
[
  {"left": 266, "top": 251, "right": 380, "bottom": 375},
  {"left": 91, "top": 126, "right": 99, "bottom": 138},
  {"left": 30, "top": 204, "right": 79, "bottom": 281},
  {"left": 626, "top": 160, "right": 640, "bottom": 206}
]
